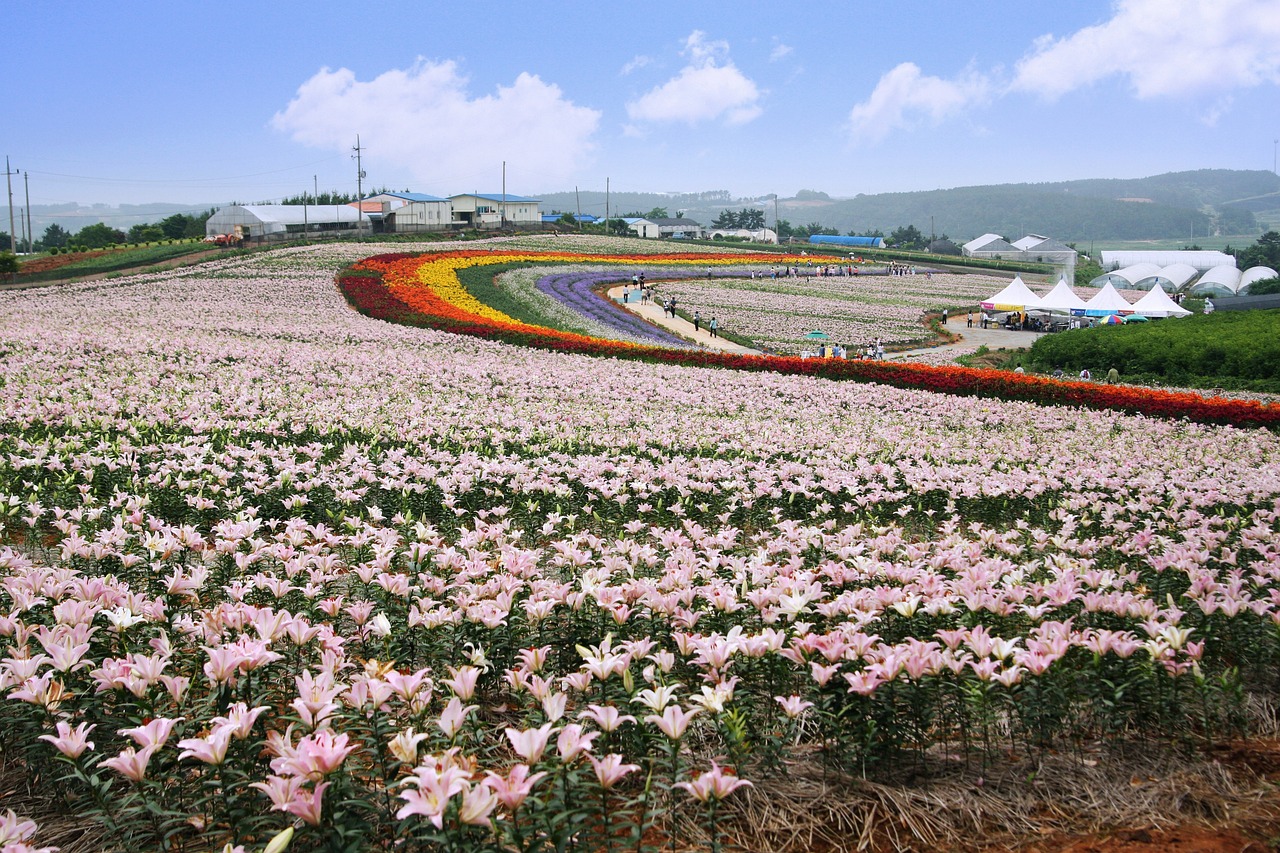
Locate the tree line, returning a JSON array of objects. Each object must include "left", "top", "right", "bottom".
[{"left": 1, "top": 209, "right": 217, "bottom": 253}]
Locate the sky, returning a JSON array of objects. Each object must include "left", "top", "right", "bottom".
[{"left": 5, "top": 0, "right": 1280, "bottom": 216}]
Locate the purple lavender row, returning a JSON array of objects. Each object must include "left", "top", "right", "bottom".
[{"left": 536, "top": 272, "right": 689, "bottom": 346}]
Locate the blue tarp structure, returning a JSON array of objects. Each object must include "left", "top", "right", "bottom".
[{"left": 808, "top": 235, "right": 886, "bottom": 249}]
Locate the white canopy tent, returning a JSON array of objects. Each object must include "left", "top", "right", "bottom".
[
  {"left": 1035, "top": 278, "right": 1091, "bottom": 314},
  {"left": 1130, "top": 283, "right": 1191, "bottom": 318},
  {"left": 1083, "top": 282, "right": 1135, "bottom": 316},
  {"left": 980, "top": 276, "right": 1043, "bottom": 311}
]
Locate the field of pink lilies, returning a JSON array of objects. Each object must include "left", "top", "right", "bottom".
[{"left": 1, "top": 237, "right": 1280, "bottom": 852}]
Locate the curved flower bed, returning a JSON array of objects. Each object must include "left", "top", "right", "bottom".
[{"left": 340, "top": 249, "right": 1280, "bottom": 430}]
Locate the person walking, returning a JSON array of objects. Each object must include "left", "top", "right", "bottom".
[
  {"left": 942, "top": 309, "right": 948, "bottom": 324},
  {"left": 709, "top": 317, "right": 718, "bottom": 338},
  {"left": 967, "top": 312, "right": 973, "bottom": 328},
  {"left": 1106, "top": 366, "right": 1120, "bottom": 384},
  {"left": 694, "top": 311, "right": 701, "bottom": 333}
]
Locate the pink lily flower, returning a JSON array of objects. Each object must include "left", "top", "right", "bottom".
[
  {"left": 38, "top": 720, "right": 95, "bottom": 759},
  {"left": 644, "top": 704, "right": 700, "bottom": 740},
  {"left": 119, "top": 717, "right": 182, "bottom": 749},
  {"left": 102, "top": 743, "right": 160, "bottom": 782},
  {"left": 505, "top": 722, "right": 557, "bottom": 764},
  {"left": 282, "top": 780, "right": 330, "bottom": 826},
  {"left": 556, "top": 723, "right": 598, "bottom": 762},
  {"left": 483, "top": 763, "right": 548, "bottom": 810},
  {"left": 676, "top": 762, "right": 753, "bottom": 802},
  {"left": 177, "top": 727, "right": 233, "bottom": 765},
  {"left": 588, "top": 753, "right": 640, "bottom": 789}
]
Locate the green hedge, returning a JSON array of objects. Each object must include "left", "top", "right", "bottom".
[{"left": 1025, "top": 310, "right": 1280, "bottom": 393}]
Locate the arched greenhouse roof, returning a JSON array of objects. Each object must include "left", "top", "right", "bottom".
[
  {"left": 1238, "top": 266, "right": 1279, "bottom": 295},
  {"left": 1189, "top": 265, "right": 1241, "bottom": 297},
  {"left": 1089, "top": 263, "right": 1161, "bottom": 290},
  {"left": 1134, "top": 263, "right": 1198, "bottom": 292}
]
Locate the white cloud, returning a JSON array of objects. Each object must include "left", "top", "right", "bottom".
[
  {"left": 770, "top": 43, "right": 793, "bottom": 62},
  {"left": 620, "top": 55, "right": 652, "bottom": 76},
  {"left": 625, "top": 31, "right": 763, "bottom": 126},
  {"left": 1012, "top": 0, "right": 1280, "bottom": 99},
  {"left": 847, "top": 63, "right": 991, "bottom": 144},
  {"left": 272, "top": 60, "right": 601, "bottom": 189}
]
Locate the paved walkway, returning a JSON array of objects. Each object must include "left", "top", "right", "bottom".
[
  {"left": 605, "top": 285, "right": 763, "bottom": 355},
  {"left": 885, "top": 321, "right": 1047, "bottom": 360}
]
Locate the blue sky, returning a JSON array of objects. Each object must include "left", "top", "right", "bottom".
[{"left": 6, "top": 0, "right": 1279, "bottom": 211}]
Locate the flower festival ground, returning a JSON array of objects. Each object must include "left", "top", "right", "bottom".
[{"left": 1, "top": 236, "right": 1280, "bottom": 852}]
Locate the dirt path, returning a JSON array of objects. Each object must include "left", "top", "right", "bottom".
[{"left": 605, "top": 284, "right": 763, "bottom": 354}]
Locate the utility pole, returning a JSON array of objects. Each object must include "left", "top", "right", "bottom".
[
  {"left": 605, "top": 177, "right": 610, "bottom": 233},
  {"left": 352, "top": 135, "right": 366, "bottom": 239},
  {"left": 575, "top": 186, "right": 582, "bottom": 232},
  {"left": 4, "top": 157, "right": 15, "bottom": 253},
  {"left": 774, "top": 195, "right": 779, "bottom": 244},
  {"left": 23, "top": 172, "right": 32, "bottom": 253},
  {"left": 501, "top": 160, "right": 507, "bottom": 231}
]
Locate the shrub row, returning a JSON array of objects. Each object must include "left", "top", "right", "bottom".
[{"left": 1026, "top": 310, "right": 1280, "bottom": 394}]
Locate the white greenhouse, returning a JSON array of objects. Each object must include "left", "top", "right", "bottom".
[{"left": 205, "top": 205, "right": 366, "bottom": 241}]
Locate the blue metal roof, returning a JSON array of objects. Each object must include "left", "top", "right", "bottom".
[
  {"left": 541, "top": 213, "right": 600, "bottom": 223},
  {"left": 452, "top": 193, "right": 541, "bottom": 203},
  {"left": 364, "top": 192, "right": 449, "bottom": 203}
]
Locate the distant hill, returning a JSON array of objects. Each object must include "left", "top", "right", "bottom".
[
  {"left": 20, "top": 170, "right": 1280, "bottom": 247},
  {"left": 538, "top": 170, "right": 1280, "bottom": 244}
]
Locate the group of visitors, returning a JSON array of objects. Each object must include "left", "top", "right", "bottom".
[
  {"left": 623, "top": 272, "right": 654, "bottom": 306},
  {"left": 623, "top": 284, "right": 655, "bottom": 305},
  {"left": 1047, "top": 365, "right": 1121, "bottom": 383}
]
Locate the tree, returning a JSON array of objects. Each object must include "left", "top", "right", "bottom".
[
  {"left": 740, "top": 208, "right": 765, "bottom": 229},
  {"left": 803, "top": 222, "right": 837, "bottom": 237},
  {"left": 160, "top": 214, "right": 194, "bottom": 240},
  {"left": 774, "top": 219, "right": 799, "bottom": 242},
  {"left": 74, "top": 223, "right": 126, "bottom": 249},
  {"left": 644, "top": 207, "right": 670, "bottom": 220},
  {"left": 128, "top": 224, "right": 165, "bottom": 243},
  {"left": 0, "top": 251, "right": 17, "bottom": 281},
  {"left": 712, "top": 210, "right": 739, "bottom": 229},
  {"left": 1244, "top": 276, "right": 1280, "bottom": 295},
  {"left": 888, "top": 225, "right": 926, "bottom": 250},
  {"left": 42, "top": 224, "right": 70, "bottom": 249},
  {"left": 1238, "top": 231, "right": 1280, "bottom": 270}
]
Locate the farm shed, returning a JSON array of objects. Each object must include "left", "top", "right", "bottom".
[
  {"left": 624, "top": 218, "right": 660, "bottom": 239},
  {"left": 449, "top": 194, "right": 541, "bottom": 228},
  {"left": 386, "top": 196, "right": 454, "bottom": 234}
]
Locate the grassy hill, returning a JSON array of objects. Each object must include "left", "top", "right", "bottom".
[{"left": 539, "top": 170, "right": 1280, "bottom": 245}]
